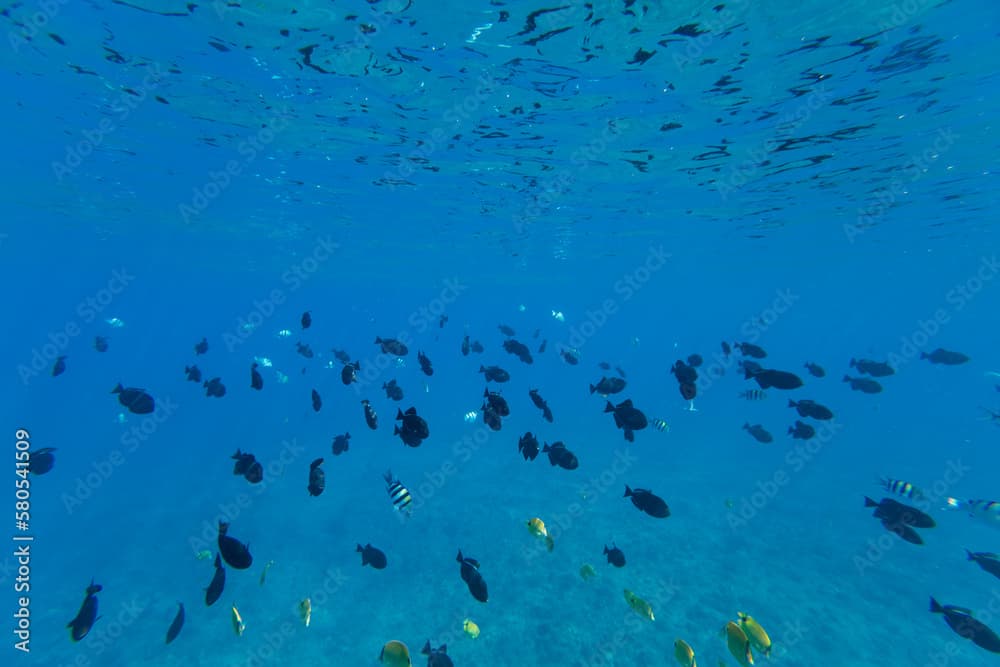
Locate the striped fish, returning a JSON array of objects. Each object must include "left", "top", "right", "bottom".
[
  {"left": 948, "top": 498, "right": 1000, "bottom": 528},
  {"left": 384, "top": 470, "right": 412, "bottom": 515},
  {"left": 651, "top": 418, "right": 669, "bottom": 433},
  {"left": 880, "top": 477, "right": 925, "bottom": 501},
  {"left": 739, "top": 389, "right": 767, "bottom": 401}
]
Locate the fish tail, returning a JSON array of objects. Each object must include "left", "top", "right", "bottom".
[
  {"left": 930, "top": 597, "right": 943, "bottom": 613},
  {"left": 864, "top": 496, "right": 878, "bottom": 508},
  {"left": 966, "top": 549, "right": 976, "bottom": 561},
  {"left": 624, "top": 485, "right": 633, "bottom": 497},
  {"left": 604, "top": 401, "right": 614, "bottom": 413}
]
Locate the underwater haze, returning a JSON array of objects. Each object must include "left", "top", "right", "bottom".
[{"left": 3, "top": 0, "right": 1000, "bottom": 666}]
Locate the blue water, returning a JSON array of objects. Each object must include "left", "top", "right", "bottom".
[{"left": 4, "top": 0, "right": 1000, "bottom": 665}]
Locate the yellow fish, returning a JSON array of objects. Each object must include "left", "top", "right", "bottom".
[
  {"left": 379, "top": 639, "right": 411, "bottom": 666},
  {"left": 299, "top": 598, "right": 311, "bottom": 628},
  {"left": 579, "top": 564, "right": 597, "bottom": 581},
  {"left": 623, "top": 589, "right": 654, "bottom": 621},
  {"left": 259, "top": 560, "right": 274, "bottom": 586},
  {"left": 737, "top": 612, "right": 771, "bottom": 657},
  {"left": 463, "top": 618, "right": 480, "bottom": 639},
  {"left": 195, "top": 549, "right": 212, "bottom": 560},
  {"left": 231, "top": 604, "right": 246, "bottom": 637},
  {"left": 722, "top": 621, "right": 753, "bottom": 666},
  {"left": 674, "top": 638, "right": 697, "bottom": 667},
  {"left": 526, "top": 517, "right": 554, "bottom": 551}
]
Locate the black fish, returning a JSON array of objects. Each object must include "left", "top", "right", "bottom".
[
  {"left": 604, "top": 544, "right": 626, "bottom": 567},
  {"left": 341, "top": 361, "right": 360, "bottom": 385},
  {"left": 480, "top": 365, "right": 510, "bottom": 383},
  {"left": 482, "top": 405, "right": 502, "bottom": 431},
  {"left": 250, "top": 363, "right": 263, "bottom": 390},
  {"left": 528, "top": 389, "right": 554, "bottom": 422},
  {"left": 375, "top": 336, "right": 409, "bottom": 356},
  {"left": 787, "top": 420, "right": 815, "bottom": 440},
  {"left": 863, "top": 497, "right": 936, "bottom": 528},
  {"left": 311, "top": 389, "right": 322, "bottom": 412},
  {"left": 204, "top": 377, "right": 226, "bottom": 397},
  {"left": 394, "top": 407, "right": 430, "bottom": 447},
  {"left": 301, "top": 311, "right": 312, "bottom": 329},
  {"left": 503, "top": 338, "right": 533, "bottom": 364},
  {"left": 788, "top": 399, "right": 834, "bottom": 420},
  {"left": 456, "top": 550, "right": 488, "bottom": 603},
  {"left": 111, "top": 384, "right": 155, "bottom": 414},
  {"left": 29, "top": 447, "right": 57, "bottom": 475},
  {"left": 307, "top": 458, "right": 325, "bottom": 496},
  {"left": 184, "top": 365, "right": 202, "bottom": 382},
  {"left": 357, "top": 543, "right": 387, "bottom": 569},
  {"left": 543, "top": 441, "right": 579, "bottom": 470},
  {"left": 296, "top": 342, "right": 314, "bottom": 359},
  {"left": 748, "top": 368, "right": 803, "bottom": 390},
  {"left": 498, "top": 324, "right": 516, "bottom": 336},
  {"left": 843, "top": 375, "right": 882, "bottom": 393},
  {"left": 165, "top": 602, "right": 184, "bottom": 644},
  {"left": 538, "top": 339, "right": 547, "bottom": 353},
  {"left": 721, "top": 341, "right": 732, "bottom": 357},
  {"left": 484, "top": 388, "right": 510, "bottom": 417},
  {"left": 217, "top": 521, "right": 252, "bottom": 569},
  {"left": 418, "top": 350, "right": 434, "bottom": 376},
  {"left": 461, "top": 335, "right": 470, "bottom": 356},
  {"left": 743, "top": 423, "right": 773, "bottom": 443},
  {"left": 591, "top": 376, "right": 627, "bottom": 396},
  {"left": 921, "top": 348, "right": 970, "bottom": 365},
  {"left": 687, "top": 353, "right": 703, "bottom": 367},
  {"left": 67, "top": 580, "right": 102, "bottom": 641},
  {"left": 94, "top": 336, "right": 109, "bottom": 352},
  {"left": 599, "top": 362, "right": 612, "bottom": 370},
  {"left": 541, "top": 404, "right": 554, "bottom": 423},
  {"left": 231, "top": 450, "right": 263, "bottom": 484},
  {"left": 471, "top": 340, "right": 485, "bottom": 354},
  {"left": 560, "top": 348, "right": 580, "bottom": 365},
  {"left": 362, "top": 400, "right": 378, "bottom": 430},
  {"left": 624, "top": 485, "right": 670, "bottom": 518},
  {"left": 930, "top": 597, "right": 1000, "bottom": 652},
  {"left": 804, "top": 361, "right": 825, "bottom": 377},
  {"left": 52, "top": 355, "right": 67, "bottom": 377},
  {"left": 205, "top": 553, "right": 225, "bottom": 606},
  {"left": 518, "top": 432, "right": 540, "bottom": 461},
  {"left": 383, "top": 379, "right": 404, "bottom": 401},
  {"left": 735, "top": 342, "right": 767, "bottom": 358},
  {"left": 422, "top": 641, "right": 454, "bottom": 667},
  {"left": 967, "top": 551, "right": 1000, "bottom": 580},
  {"left": 332, "top": 348, "right": 351, "bottom": 365},
  {"left": 850, "top": 358, "right": 894, "bottom": 377},
  {"left": 194, "top": 337, "right": 208, "bottom": 354},
  {"left": 604, "top": 399, "right": 648, "bottom": 439},
  {"left": 331, "top": 433, "right": 351, "bottom": 456},
  {"left": 670, "top": 360, "right": 698, "bottom": 400}
]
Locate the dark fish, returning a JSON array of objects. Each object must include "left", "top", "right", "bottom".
[
  {"left": 165, "top": 602, "right": 184, "bottom": 644},
  {"left": 94, "top": 336, "right": 109, "bottom": 352},
  {"left": 471, "top": 340, "right": 485, "bottom": 354},
  {"left": 301, "top": 311, "right": 312, "bottom": 329},
  {"left": 788, "top": 420, "right": 816, "bottom": 440},
  {"left": 231, "top": 450, "right": 263, "bottom": 484},
  {"left": 67, "top": 580, "right": 102, "bottom": 641},
  {"left": 864, "top": 496, "right": 936, "bottom": 528},
  {"left": 311, "top": 389, "right": 322, "bottom": 412},
  {"left": 422, "top": 641, "right": 454, "bottom": 667},
  {"left": 439, "top": 315, "right": 448, "bottom": 328},
  {"left": 687, "top": 354, "right": 703, "bottom": 368},
  {"left": 921, "top": 348, "right": 970, "bottom": 365},
  {"left": 52, "top": 355, "right": 67, "bottom": 376},
  {"left": 843, "top": 375, "right": 883, "bottom": 393},
  {"left": 29, "top": 447, "right": 56, "bottom": 475},
  {"left": 541, "top": 404, "right": 553, "bottom": 423},
  {"left": 394, "top": 407, "right": 430, "bottom": 447},
  {"left": 384, "top": 471, "right": 412, "bottom": 515},
  {"left": 590, "top": 376, "right": 627, "bottom": 396},
  {"left": 461, "top": 335, "right": 470, "bottom": 356},
  {"left": 357, "top": 543, "right": 387, "bottom": 569},
  {"left": 111, "top": 383, "right": 155, "bottom": 414},
  {"left": 383, "top": 379, "right": 404, "bottom": 401},
  {"left": 307, "top": 458, "right": 325, "bottom": 496},
  {"left": 483, "top": 388, "right": 510, "bottom": 417},
  {"left": 538, "top": 339, "right": 547, "bottom": 353},
  {"left": 671, "top": 360, "right": 698, "bottom": 400},
  {"left": 721, "top": 341, "right": 732, "bottom": 357},
  {"left": 747, "top": 368, "right": 803, "bottom": 390},
  {"left": 967, "top": 551, "right": 1000, "bottom": 580},
  {"left": 456, "top": 550, "right": 488, "bottom": 603},
  {"left": 331, "top": 432, "right": 351, "bottom": 456},
  {"left": 332, "top": 348, "right": 351, "bottom": 365},
  {"left": 205, "top": 553, "right": 225, "bottom": 606},
  {"left": 930, "top": 597, "right": 1000, "bottom": 652},
  {"left": 362, "top": 400, "right": 378, "bottom": 430},
  {"left": 518, "top": 432, "right": 540, "bottom": 461},
  {"left": 194, "top": 337, "right": 208, "bottom": 354},
  {"left": 217, "top": 521, "right": 252, "bottom": 569},
  {"left": 624, "top": 485, "right": 670, "bottom": 518},
  {"left": 480, "top": 365, "right": 510, "bottom": 383},
  {"left": 482, "top": 405, "right": 502, "bottom": 431},
  {"left": 787, "top": 399, "right": 833, "bottom": 420},
  {"left": 739, "top": 389, "right": 766, "bottom": 401},
  {"left": 375, "top": 336, "right": 409, "bottom": 356},
  {"left": 503, "top": 338, "right": 533, "bottom": 364},
  {"left": 603, "top": 544, "right": 626, "bottom": 567},
  {"left": 341, "top": 361, "right": 360, "bottom": 385},
  {"left": 296, "top": 342, "right": 314, "bottom": 358},
  {"left": 599, "top": 361, "right": 612, "bottom": 370},
  {"left": 735, "top": 342, "right": 767, "bottom": 358},
  {"left": 203, "top": 377, "right": 226, "bottom": 398},
  {"left": 743, "top": 423, "right": 773, "bottom": 443},
  {"left": 528, "top": 389, "right": 554, "bottom": 422},
  {"left": 498, "top": 324, "right": 516, "bottom": 336},
  {"left": 184, "top": 365, "right": 202, "bottom": 382},
  {"left": 604, "top": 399, "right": 648, "bottom": 439},
  {"left": 418, "top": 350, "right": 434, "bottom": 376},
  {"left": 850, "top": 358, "right": 894, "bottom": 377},
  {"left": 560, "top": 348, "right": 580, "bottom": 365},
  {"left": 804, "top": 361, "right": 825, "bottom": 377},
  {"left": 250, "top": 363, "right": 263, "bottom": 390},
  {"left": 542, "top": 441, "right": 579, "bottom": 470}
]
